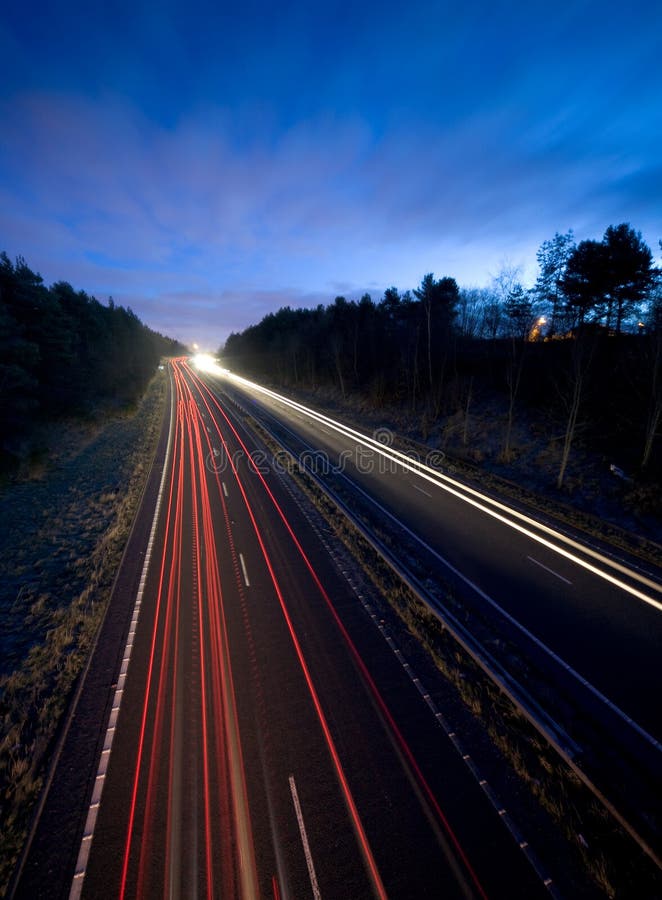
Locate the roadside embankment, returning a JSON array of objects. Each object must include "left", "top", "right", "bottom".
[{"left": 0, "top": 369, "right": 167, "bottom": 896}]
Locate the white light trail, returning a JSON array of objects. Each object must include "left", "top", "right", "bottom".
[{"left": 211, "top": 366, "right": 662, "bottom": 614}]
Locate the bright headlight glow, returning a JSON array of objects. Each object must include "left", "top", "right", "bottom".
[{"left": 192, "top": 353, "right": 225, "bottom": 375}]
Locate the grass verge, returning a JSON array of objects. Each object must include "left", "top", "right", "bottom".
[{"left": 0, "top": 370, "right": 166, "bottom": 896}]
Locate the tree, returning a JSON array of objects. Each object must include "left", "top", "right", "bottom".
[
  {"left": 482, "top": 262, "right": 522, "bottom": 341},
  {"left": 328, "top": 295, "right": 352, "bottom": 398},
  {"left": 560, "top": 240, "right": 609, "bottom": 329},
  {"left": 641, "top": 261, "right": 662, "bottom": 468},
  {"left": 478, "top": 290, "right": 504, "bottom": 340},
  {"left": 602, "top": 223, "right": 654, "bottom": 334},
  {"left": 0, "top": 250, "right": 179, "bottom": 470},
  {"left": 556, "top": 329, "right": 600, "bottom": 489},
  {"left": 413, "top": 273, "right": 459, "bottom": 415},
  {"left": 534, "top": 230, "right": 575, "bottom": 336},
  {"left": 379, "top": 288, "right": 421, "bottom": 409},
  {"left": 491, "top": 261, "right": 522, "bottom": 300},
  {"left": 555, "top": 241, "right": 615, "bottom": 486},
  {"left": 457, "top": 287, "right": 491, "bottom": 339},
  {"left": 501, "top": 284, "right": 534, "bottom": 460},
  {"left": 414, "top": 274, "right": 437, "bottom": 392},
  {"left": 504, "top": 284, "right": 535, "bottom": 342}
]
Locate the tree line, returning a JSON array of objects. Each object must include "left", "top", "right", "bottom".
[
  {"left": 0, "top": 252, "right": 185, "bottom": 472},
  {"left": 222, "top": 223, "right": 662, "bottom": 488}
]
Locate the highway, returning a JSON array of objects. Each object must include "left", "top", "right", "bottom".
[
  {"left": 190, "top": 361, "right": 662, "bottom": 867},
  {"left": 209, "top": 365, "right": 662, "bottom": 746},
  {"left": 68, "top": 360, "right": 548, "bottom": 898}
]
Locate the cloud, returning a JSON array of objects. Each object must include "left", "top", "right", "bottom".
[
  {"left": 118, "top": 286, "right": 334, "bottom": 350},
  {"left": 1, "top": 76, "right": 660, "bottom": 346}
]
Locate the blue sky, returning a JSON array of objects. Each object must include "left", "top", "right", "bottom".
[{"left": 1, "top": 1, "right": 660, "bottom": 349}]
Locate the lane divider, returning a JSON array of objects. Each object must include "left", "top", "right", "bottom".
[
  {"left": 227, "top": 384, "right": 662, "bottom": 755},
  {"left": 275, "top": 461, "right": 560, "bottom": 895},
  {"left": 213, "top": 366, "right": 662, "bottom": 608},
  {"left": 187, "top": 364, "right": 487, "bottom": 899},
  {"left": 239, "top": 553, "right": 251, "bottom": 587},
  {"left": 255, "top": 408, "right": 662, "bottom": 874},
  {"left": 186, "top": 365, "right": 390, "bottom": 899},
  {"left": 289, "top": 775, "right": 322, "bottom": 900},
  {"left": 527, "top": 555, "right": 573, "bottom": 585}
]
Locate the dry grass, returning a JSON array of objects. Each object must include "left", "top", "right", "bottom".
[{"left": 0, "top": 371, "right": 166, "bottom": 896}]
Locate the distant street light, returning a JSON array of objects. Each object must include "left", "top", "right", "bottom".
[{"left": 528, "top": 316, "right": 547, "bottom": 341}]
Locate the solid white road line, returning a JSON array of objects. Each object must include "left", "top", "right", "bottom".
[
  {"left": 222, "top": 481, "right": 229, "bottom": 497},
  {"left": 289, "top": 775, "right": 322, "bottom": 900}
]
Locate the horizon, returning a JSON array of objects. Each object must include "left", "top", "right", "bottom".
[{"left": 2, "top": 1, "right": 661, "bottom": 350}]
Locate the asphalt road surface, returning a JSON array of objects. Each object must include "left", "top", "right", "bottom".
[
  {"left": 70, "top": 360, "right": 547, "bottom": 899},
  {"left": 211, "top": 368, "right": 662, "bottom": 749}
]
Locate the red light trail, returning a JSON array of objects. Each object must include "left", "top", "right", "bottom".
[
  {"left": 185, "top": 361, "right": 487, "bottom": 900},
  {"left": 75, "top": 358, "right": 496, "bottom": 899}
]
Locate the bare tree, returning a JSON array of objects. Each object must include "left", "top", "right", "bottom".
[
  {"left": 458, "top": 287, "right": 491, "bottom": 339},
  {"left": 502, "top": 285, "right": 534, "bottom": 460},
  {"left": 462, "top": 376, "right": 473, "bottom": 447},
  {"left": 534, "top": 230, "right": 575, "bottom": 336},
  {"left": 556, "top": 329, "right": 598, "bottom": 488},
  {"left": 491, "top": 261, "right": 523, "bottom": 304},
  {"left": 480, "top": 261, "right": 523, "bottom": 341}
]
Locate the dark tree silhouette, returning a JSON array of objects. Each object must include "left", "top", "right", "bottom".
[
  {"left": 602, "top": 224, "right": 654, "bottom": 334},
  {"left": 534, "top": 230, "right": 575, "bottom": 336},
  {"left": 641, "top": 271, "right": 662, "bottom": 468},
  {"left": 221, "top": 225, "right": 661, "bottom": 485},
  {"left": 561, "top": 240, "right": 609, "bottom": 328},
  {"left": 504, "top": 284, "right": 535, "bottom": 342},
  {"left": 0, "top": 252, "right": 184, "bottom": 470},
  {"left": 502, "top": 284, "right": 535, "bottom": 460},
  {"left": 413, "top": 274, "right": 459, "bottom": 416}
]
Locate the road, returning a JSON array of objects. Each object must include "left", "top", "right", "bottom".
[
  {"left": 209, "top": 366, "right": 662, "bottom": 748},
  {"left": 67, "top": 360, "right": 547, "bottom": 898}
]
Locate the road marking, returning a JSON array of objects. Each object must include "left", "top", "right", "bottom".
[
  {"left": 410, "top": 482, "right": 432, "bottom": 498},
  {"left": 69, "top": 364, "right": 177, "bottom": 900},
  {"left": 527, "top": 555, "right": 572, "bottom": 585},
  {"left": 222, "top": 481, "right": 229, "bottom": 497},
  {"left": 218, "top": 369, "right": 662, "bottom": 611},
  {"left": 239, "top": 553, "right": 250, "bottom": 587},
  {"left": 288, "top": 775, "right": 322, "bottom": 900},
  {"left": 228, "top": 384, "right": 662, "bottom": 755}
]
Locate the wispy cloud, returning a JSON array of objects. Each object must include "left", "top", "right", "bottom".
[{"left": 1, "top": 0, "right": 660, "bottom": 348}]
